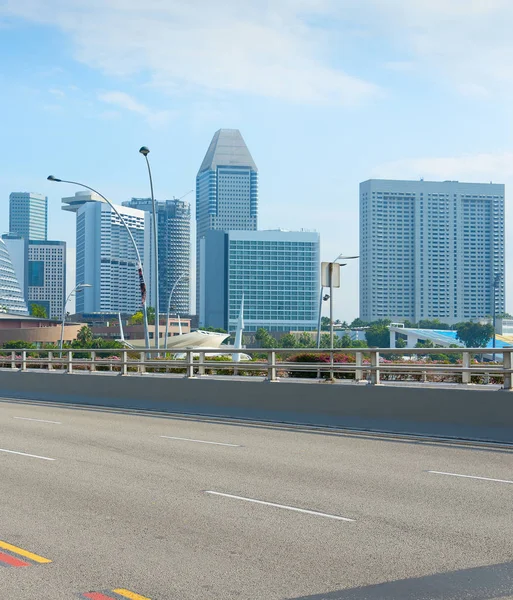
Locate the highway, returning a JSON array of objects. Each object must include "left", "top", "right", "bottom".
[{"left": 0, "top": 396, "right": 512, "bottom": 600}]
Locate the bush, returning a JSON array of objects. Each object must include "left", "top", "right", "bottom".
[{"left": 287, "top": 352, "right": 357, "bottom": 379}]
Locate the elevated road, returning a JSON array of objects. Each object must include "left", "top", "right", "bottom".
[{"left": 0, "top": 396, "right": 512, "bottom": 599}]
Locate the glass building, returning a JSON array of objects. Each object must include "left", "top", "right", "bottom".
[
  {"left": 200, "top": 230, "right": 320, "bottom": 332},
  {"left": 360, "top": 179, "right": 505, "bottom": 324},
  {"left": 9, "top": 192, "right": 48, "bottom": 241},
  {"left": 123, "top": 198, "right": 191, "bottom": 314},
  {"left": 27, "top": 240, "right": 66, "bottom": 319},
  {"left": 0, "top": 238, "right": 29, "bottom": 315},
  {"left": 196, "top": 129, "right": 258, "bottom": 314}
]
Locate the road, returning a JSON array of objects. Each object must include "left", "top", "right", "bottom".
[{"left": 0, "top": 395, "right": 512, "bottom": 600}]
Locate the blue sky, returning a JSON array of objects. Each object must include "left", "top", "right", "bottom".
[{"left": 1, "top": 0, "right": 513, "bottom": 318}]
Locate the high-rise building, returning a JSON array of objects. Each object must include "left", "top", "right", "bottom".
[
  {"left": 0, "top": 238, "right": 29, "bottom": 315},
  {"left": 62, "top": 190, "right": 105, "bottom": 213},
  {"left": 200, "top": 230, "right": 320, "bottom": 332},
  {"left": 123, "top": 198, "right": 191, "bottom": 314},
  {"left": 1, "top": 234, "right": 28, "bottom": 301},
  {"left": 75, "top": 201, "right": 148, "bottom": 314},
  {"left": 9, "top": 192, "right": 48, "bottom": 240},
  {"left": 360, "top": 179, "right": 505, "bottom": 324},
  {"left": 196, "top": 129, "right": 258, "bottom": 314},
  {"left": 27, "top": 240, "right": 66, "bottom": 319}
]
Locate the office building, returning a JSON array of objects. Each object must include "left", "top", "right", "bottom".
[
  {"left": 27, "top": 240, "right": 66, "bottom": 319},
  {"left": 360, "top": 179, "right": 505, "bottom": 324},
  {"left": 9, "top": 192, "right": 48, "bottom": 240},
  {"left": 61, "top": 190, "right": 105, "bottom": 213},
  {"left": 196, "top": 129, "right": 258, "bottom": 314},
  {"left": 123, "top": 198, "right": 191, "bottom": 314},
  {"left": 200, "top": 230, "right": 320, "bottom": 332},
  {"left": 75, "top": 201, "right": 147, "bottom": 314},
  {"left": 0, "top": 238, "right": 29, "bottom": 315}
]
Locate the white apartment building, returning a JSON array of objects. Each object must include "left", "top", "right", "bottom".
[
  {"left": 360, "top": 179, "right": 505, "bottom": 324},
  {"left": 28, "top": 240, "right": 66, "bottom": 319}
]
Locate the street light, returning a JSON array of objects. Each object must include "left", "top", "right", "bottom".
[
  {"left": 60, "top": 283, "right": 92, "bottom": 351},
  {"left": 317, "top": 254, "right": 359, "bottom": 349},
  {"left": 165, "top": 273, "right": 188, "bottom": 350},
  {"left": 47, "top": 175, "right": 150, "bottom": 349},
  {"left": 139, "top": 147, "right": 160, "bottom": 350},
  {"left": 493, "top": 272, "right": 503, "bottom": 361}
]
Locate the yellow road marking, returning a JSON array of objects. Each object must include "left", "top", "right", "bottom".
[
  {"left": 113, "top": 589, "right": 151, "bottom": 600},
  {"left": 0, "top": 540, "right": 52, "bottom": 564}
]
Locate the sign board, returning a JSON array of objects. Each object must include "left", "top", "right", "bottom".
[{"left": 321, "top": 262, "right": 340, "bottom": 288}]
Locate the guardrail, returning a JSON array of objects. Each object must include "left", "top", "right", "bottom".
[{"left": 0, "top": 347, "right": 512, "bottom": 389}]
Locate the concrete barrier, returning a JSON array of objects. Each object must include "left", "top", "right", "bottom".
[{"left": 1, "top": 370, "right": 512, "bottom": 443}]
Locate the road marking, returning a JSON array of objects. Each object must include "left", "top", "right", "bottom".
[
  {"left": 160, "top": 436, "right": 241, "bottom": 447},
  {"left": 0, "top": 448, "right": 55, "bottom": 461},
  {"left": 113, "top": 589, "right": 152, "bottom": 600},
  {"left": 205, "top": 491, "right": 355, "bottom": 522},
  {"left": 0, "top": 540, "right": 52, "bottom": 564},
  {"left": 428, "top": 471, "right": 513, "bottom": 485},
  {"left": 0, "top": 551, "right": 30, "bottom": 568},
  {"left": 13, "top": 417, "right": 62, "bottom": 424}
]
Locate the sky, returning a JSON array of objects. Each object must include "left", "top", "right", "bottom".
[{"left": 1, "top": 0, "right": 513, "bottom": 319}]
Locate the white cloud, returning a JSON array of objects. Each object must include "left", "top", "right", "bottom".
[
  {"left": 98, "top": 90, "right": 175, "bottom": 127},
  {"left": 49, "top": 88, "right": 65, "bottom": 97},
  {"left": 1, "top": 0, "right": 379, "bottom": 106}
]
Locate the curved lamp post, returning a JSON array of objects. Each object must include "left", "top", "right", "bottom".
[
  {"left": 165, "top": 273, "right": 188, "bottom": 350},
  {"left": 139, "top": 147, "right": 160, "bottom": 351},
  {"left": 47, "top": 175, "right": 150, "bottom": 349},
  {"left": 60, "top": 283, "right": 92, "bottom": 351}
]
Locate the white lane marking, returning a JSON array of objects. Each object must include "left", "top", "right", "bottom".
[
  {"left": 205, "top": 491, "right": 355, "bottom": 522},
  {"left": 0, "top": 448, "right": 56, "bottom": 461},
  {"left": 13, "top": 417, "right": 62, "bottom": 424},
  {"left": 160, "top": 436, "right": 241, "bottom": 447},
  {"left": 428, "top": 471, "right": 513, "bottom": 485}
]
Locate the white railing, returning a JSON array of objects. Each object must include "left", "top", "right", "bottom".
[{"left": 1, "top": 347, "right": 512, "bottom": 389}]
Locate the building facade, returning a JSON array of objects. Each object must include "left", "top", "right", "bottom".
[
  {"left": 75, "top": 201, "right": 147, "bottom": 314},
  {"left": 196, "top": 129, "right": 258, "bottom": 314},
  {"left": 200, "top": 230, "right": 320, "bottom": 332},
  {"left": 123, "top": 198, "right": 191, "bottom": 314},
  {"left": 1, "top": 234, "right": 28, "bottom": 301},
  {"left": 0, "top": 238, "right": 29, "bottom": 315},
  {"left": 360, "top": 179, "right": 505, "bottom": 324},
  {"left": 27, "top": 240, "right": 66, "bottom": 319},
  {"left": 9, "top": 192, "right": 48, "bottom": 240}
]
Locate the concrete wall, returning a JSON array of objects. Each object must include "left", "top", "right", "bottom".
[{"left": 0, "top": 371, "right": 512, "bottom": 443}]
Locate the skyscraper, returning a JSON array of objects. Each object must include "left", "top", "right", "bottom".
[
  {"left": 75, "top": 201, "right": 147, "bottom": 314},
  {"left": 0, "top": 238, "right": 29, "bottom": 315},
  {"left": 9, "top": 192, "right": 48, "bottom": 241},
  {"left": 200, "top": 230, "right": 320, "bottom": 332},
  {"left": 27, "top": 240, "right": 66, "bottom": 319},
  {"left": 196, "top": 129, "right": 258, "bottom": 314},
  {"left": 123, "top": 198, "right": 191, "bottom": 314},
  {"left": 360, "top": 179, "right": 505, "bottom": 324}
]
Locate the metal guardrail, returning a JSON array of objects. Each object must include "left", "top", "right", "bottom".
[{"left": 0, "top": 347, "right": 512, "bottom": 389}]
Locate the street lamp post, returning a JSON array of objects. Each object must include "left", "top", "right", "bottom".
[
  {"left": 139, "top": 147, "right": 160, "bottom": 350},
  {"left": 165, "top": 273, "right": 188, "bottom": 350},
  {"left": 60, "top": 283, "right": 92, "bottom": 351},
  {"left": 47, "top": 176, "right": 150, "bottom": 349},
  {"left": 493, "top": 272, "right": 503, "bottom": 361}
]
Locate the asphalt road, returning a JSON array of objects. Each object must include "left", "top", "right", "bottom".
[{"left": 0, "top": 396, "right": 512, "bottom": 600}]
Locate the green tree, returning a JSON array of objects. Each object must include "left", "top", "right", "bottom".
[
  {"left": 130, "top": 311, "right": 143, "bottom": 325},
  {"left": 298, "top": 332, "right": 315, "bottom": 348},
  {"left": 319, "top": 333, "right": 331, "bottom": 348},
  {"left": 350, "top": 318, "right": 367, "bottom": 328},
  {"left": 76, "top": 326, "right": 94, "bottom": 347},
  {"left": 320, "top": 316, "right": 330, "bottom": 331},
  {"left": 203, "top": 326, "right": 227, "bottom": 333},
  {"left": 417, "top": 319, "right": 450, "bottom": 330},
  {"left": 280, "top": 333, "right": 298, "bottom": 348},
  {"left": 396, "top": 337, "right": 407, "bottom": 349},
  {"left": 2, "top": 340, "right": 36, "bottom": 349},
  {"left": 365, "top": 321, "right": 390, "bottom": 348},
  {"left": 337, "top": 334, "right": 353, "bottom": 348},
  {"left": 29, "top": 303, "right": 47, "bottom": 319},
  {"left": 255, "top": 328, "right": 276, "bottom": 349},
  {"left": 456, "top": 322, "right": 494, "bottom": 348}
]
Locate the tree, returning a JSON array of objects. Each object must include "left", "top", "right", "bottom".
[
  {"left": 2, "top": 340, "right": 36, "bottom": 349},
  {"left": 396, "top": 338, "right": 407, "bottom": 349},
  {"left": 130, "top": 311, "right": 143, "bottom": 325},
  {"left": 365, "top": 321, "right": 391, "bottom": 348},
  {"left": 255, "top": 328, "right": 276, "bottom": 349},
  {"left": 417, "top": 319, "right": 450, "bottom": 330},
  {"left": 456, "top": 322, "right": 494, "bottom": 348},
  {"left": 319, "top": 333, "right": 331, "bottom": 348},
  {"left": 29, "top": 303, "right": 47, "bottom": 319},
  {"left": 298, "top": 332, "right": 315, "bottom": 348},
  {"left": 350, "top": 318, "right": 367, "bottom": 328},
  {"left": 203, "top": 326, "right": 227, "bottom": 333},
  {"left": 76, "top": 326, "right": 94, "bottom": 347},
  {"left": 336, "top": 334, "right": 353, "bottom": 348},
  {"left": 281, "top": 333, "right": 298, "bottom": 348},
  {"left": 320, "top": 316, "right": 330, "bottom": 331}
]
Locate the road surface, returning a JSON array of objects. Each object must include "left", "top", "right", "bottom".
[{"left": 0, "top": 395, "right": 512, "bottom": 599}]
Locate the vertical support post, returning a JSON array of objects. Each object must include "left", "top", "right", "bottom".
[
  {"left": 355, "top": 351, "right": 363, "bottom": 382},
  {"left": 329, "top": 263, "right": 334, "bottom": 350},
  {"left": 329, "top": 348, "right": 335, "bottom": 382},
  {"left": 139, "top": 352, "right": 146, "bottom": 374},
  {"left": 316, "top": 285, "right": 323, "bottom": 348},
  {"left": 121, "top": 349, "right": 128, "bottom": 375},
  {"left": 198, "top": 351, "right": 205, "bottom": 376},
  {"left": 267, "top": 350, "right": 277, "bottom": 382},
  {"left": 90, "top": 351, "right": 96, "bottom": 372},
  {"left": 11, "top": 350, "right": 16, "bottom": 370},
  {"left": 369, "top": 350, "right": 380, "bottom": 385},
  {"left": 186, "top": 350, "right": 195, "bottom": 379},
  {"left": 21, "top": 350, "right": 27, "bottom": 372},
  {"left": 48, "top": 351, "right": 53, "bottom": 371},
  {"left": 462, "top": 351, "right": 471, "bottom": 384},
  {"left": 503, "top": 349, "right": 512, "bottom": 391},
  {"left": 67, "top": 350, "right": 73, "bottom": 374}
]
